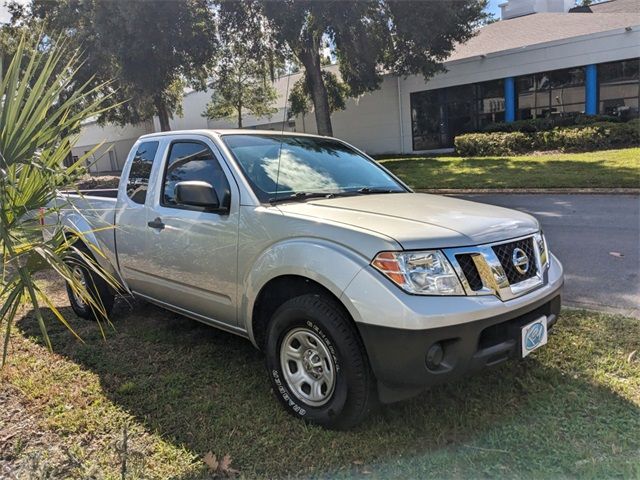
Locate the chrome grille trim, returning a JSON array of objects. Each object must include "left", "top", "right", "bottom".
[{"left": 444, "top": 233, "right": 548, "bottom": 301}]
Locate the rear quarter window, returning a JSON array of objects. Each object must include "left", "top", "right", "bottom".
[{"left": 127, "top": 141, "right": 159, "bottom": 204}]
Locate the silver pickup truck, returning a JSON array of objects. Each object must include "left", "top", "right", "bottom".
[{"left": 47, "top": 130, "right": 563, "bottom": 429}]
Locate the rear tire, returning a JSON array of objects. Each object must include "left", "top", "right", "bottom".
[
  {"left": 265, "top": 293, "right": 375, "bottom": 429},
  {"left": 65, "top": 251, "right": 115, "bottom": 321}
]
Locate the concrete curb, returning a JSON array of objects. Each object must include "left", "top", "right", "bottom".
[
  {"left": 562, "top": 303, "right": 640, "bottom": 320},
  {"left": 415, "top": 188, "right": 640, "bottom": 195}
]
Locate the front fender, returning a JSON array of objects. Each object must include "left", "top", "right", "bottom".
[{"left": 241, "top": 238, "right": 371, "bottom": 345}]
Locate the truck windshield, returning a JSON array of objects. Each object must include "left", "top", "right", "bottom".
[{"left": 222, "top": 134, "right": 406, "bottom": 203}]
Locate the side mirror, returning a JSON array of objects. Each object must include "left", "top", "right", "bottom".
[{"left": 175, "top": 181, "right": 228, "bottom": 213}]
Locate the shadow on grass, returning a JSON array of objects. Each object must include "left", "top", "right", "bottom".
[
  {"left": 16, "top": 300, "right": 640, "bottom": 478},
  {"left": 382, "top": 157, "right": 640, "bottom": 189}
]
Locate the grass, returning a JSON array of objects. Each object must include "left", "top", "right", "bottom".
[
  {"left": 1, "top": 273, "right": 639, "bottom": 478},
  {"left": 378, "top": 147, "right": 640, "bottom": 190}
]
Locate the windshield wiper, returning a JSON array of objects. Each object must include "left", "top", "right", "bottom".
[
  {"left": 357, "top": 187, "right": 403, "bottom": 194},
  {"left": 269, "top": 192, "right": 338, "bottom": 204},
  {"left": 269, "top": 188, "right": 402, "bottom": 204}
]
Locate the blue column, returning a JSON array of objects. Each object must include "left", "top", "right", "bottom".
[
  {"left": 504, "top": 77, "right": 516, "bottom": 122},
  {"left": 585, "top": 64, "right": 598, "bottom": 115}
]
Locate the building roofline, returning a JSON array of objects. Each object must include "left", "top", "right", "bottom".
[{"left": 443, "top": 24, "right": 638, "bottom": 67}]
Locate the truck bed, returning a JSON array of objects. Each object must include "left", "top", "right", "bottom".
[{"left": 47, "top": 191, "right": 120, "bottom": 278}]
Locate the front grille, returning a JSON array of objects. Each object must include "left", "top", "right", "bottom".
[
  {"left": 456, "top": 254, "right": 484, "bottom": 291},
  {"left": 492, "top": 237, "right": 538, "bottom": 285}
]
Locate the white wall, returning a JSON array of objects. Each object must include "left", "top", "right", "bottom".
[
  {"left": 296, "top": 75, "right": 403, "bottom": 155},
  {"left": 72, "top": 120, "right": 154, "bottom": 173},
  {"left": 500, "top": 0, "right": 574, "bottom": 19},
  {"left": 163, "top": 71, "right": 305, "bottom": 131}
]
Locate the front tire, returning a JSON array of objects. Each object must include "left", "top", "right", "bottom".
[
  {"left": 65, "top": 251, "right": 115, "bottom": 321},
  {"left": 265, "top": 294, "right": 375, "bottom": 429}
]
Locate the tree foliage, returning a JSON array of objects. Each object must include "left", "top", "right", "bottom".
[
  {"left": 288, "top": 70, "right": 348, "bottom": 118},
  {"left": 16, "top": 0, "right": 218, "bottom": 131},
  {"left": 203, "top": 43, "right": 278, "bottom": 128},
  {"left": 219, "top": 0, "right": 487, "bottom": 136}
]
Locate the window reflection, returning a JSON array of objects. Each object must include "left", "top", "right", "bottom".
[
  {"left": 162, "top": 142, "right": 230, "bottom": 208},
  {"left": 517, "top": 67, "right": 585, "bottom": 120},
  {"left": 411, "top": 79, "right": 504, "bottom": 149},
  {"left": 599, "top": 59, "right": 640, "bottom": 119},
  {"left": 223, "top": 135, "right": 404, "bottom": 202}
]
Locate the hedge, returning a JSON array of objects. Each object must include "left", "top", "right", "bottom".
[
  {"left": 481, "top": 114, "right": 622, "bottom": 133},
  {"left": 455, "top": 120, "right": 640, "bottom": 156}
]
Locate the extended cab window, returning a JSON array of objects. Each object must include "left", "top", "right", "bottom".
[
  {"left": 162, "top": 141, "right": 230, "bottom": 208},
  {"left": 127, "top": 141, "right": 159, "bottom": 204}
]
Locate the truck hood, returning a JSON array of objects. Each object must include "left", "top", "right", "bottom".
[{"left": 276, "top": 193, "right": 539, "bottom": 249}]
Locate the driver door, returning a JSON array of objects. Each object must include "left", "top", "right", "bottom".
[{"left": 142, "top": 137, "right": 240, "bottom": 327}]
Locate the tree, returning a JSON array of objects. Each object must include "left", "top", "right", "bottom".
[
  {"left": 203, "top": 47, "right": 278, "bottom": 128},
  {"left": 219, "top": 0, "right": 487, "bottom": 136},
  {"left": 288, "top": 70, "right": 349, "bottom": 120},
  {"left": 1, "top": 35, "right": 119, "bottom": 363},
  {"left": 19, "top": 0, "right": 218, "bottom": 131}
]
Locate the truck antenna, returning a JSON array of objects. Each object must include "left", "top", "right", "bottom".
[{"left": 273, "top": 64, "right": 293, "bottom": 203}]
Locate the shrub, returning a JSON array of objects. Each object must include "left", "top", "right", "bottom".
[
  {"left": 481, "top": 114, "right": 624, "bottom": 134},
  {"left": 455, "top": 120, "right": 640, "bottom": 156},
  {"left": 454, "top": 132, "right": 533, "bottom": 156}
]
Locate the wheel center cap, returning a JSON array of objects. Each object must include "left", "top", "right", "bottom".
[{"left": 302, "top": 349, "right": 323, "bottom": 378}]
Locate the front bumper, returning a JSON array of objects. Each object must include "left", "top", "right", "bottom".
[{"left": 341, "top": 254, "right": 564, "bottom": 403}]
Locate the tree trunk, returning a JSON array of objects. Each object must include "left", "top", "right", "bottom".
[
  {"left": 155, "top": 98, "right": 171, "bottom": 132},
  {"left": 237, "top": 103, "right": 243, "bottom": 128},
  {"left": 298, "top": 45, "right": 333, "bottom": 137}
]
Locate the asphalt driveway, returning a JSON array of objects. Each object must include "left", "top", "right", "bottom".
[{"left": 455, "top": 194, "right": 640, "bottom": 318}]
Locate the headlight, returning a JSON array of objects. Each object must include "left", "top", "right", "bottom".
[
  {"left": 371, "top": 250, "right": 465, "bottom": 295},
  {"left": 535, "top": 232, "right": 549, "bottom": 269}
]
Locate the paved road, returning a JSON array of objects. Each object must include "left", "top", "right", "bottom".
[{"left": 455, "top": 194, "right": 639, "bottom": 317}]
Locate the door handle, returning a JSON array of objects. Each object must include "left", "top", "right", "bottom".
[{"left": 147, "top": 217, "right": 165, "bottom": 230}]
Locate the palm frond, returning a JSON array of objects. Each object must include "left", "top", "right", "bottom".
[{"left": 0, "top": 33, "right": 120, "bottom": 364}]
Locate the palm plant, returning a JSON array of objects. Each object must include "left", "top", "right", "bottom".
[{"left": 0, "top": 34, "right": 119, "bottom": 364}]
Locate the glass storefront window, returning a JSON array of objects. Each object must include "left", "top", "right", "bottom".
[
  {"left": 477, "top": 79, "right": 505, "bottom": 128},
  {"left": 411, "top": 90, "right": 445, "bottom": 151},
  {"left": 517, "top": 67, "right": 586, "bottom": 119},
  {"left": 411, "top": 81, "right": 505, "bottom": 150},
  {"left": 549, "top": 67, "right": 585, "bottom": 116},
  {"left": 409, "top": 58, "right": 640, "bottom": 151},
  {"left": 599, "top": 58, "right": 640, "bottom": 119}
]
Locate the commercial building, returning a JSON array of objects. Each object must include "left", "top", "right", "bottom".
[{"left": 74, "top": 0, "right": 640, "bottom": 172}]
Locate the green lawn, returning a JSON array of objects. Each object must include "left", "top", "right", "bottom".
[
  {"left": 379, "top": 148, "right": 640, "bottom": 190},
  {"left": 2, "top": 275, "right": 639, "bottom": 478}
]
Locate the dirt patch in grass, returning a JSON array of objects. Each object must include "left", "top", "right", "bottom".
[{"left": 1, "top": 274, "right": 639, "bottom": 478}]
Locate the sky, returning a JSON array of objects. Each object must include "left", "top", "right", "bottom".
[
  {"left": 486, "top": 0, "right": 503, "bottom": 19},
  {"left": 0, "top": 0, "right": 21, "bottom": 24},
  {"left": 0, "top": 4, "right": 10, "bottom": 24}
]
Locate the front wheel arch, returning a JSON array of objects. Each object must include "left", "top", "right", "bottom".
[{"left": 251, "top": 275, "right": 357, "bottom": 352}]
